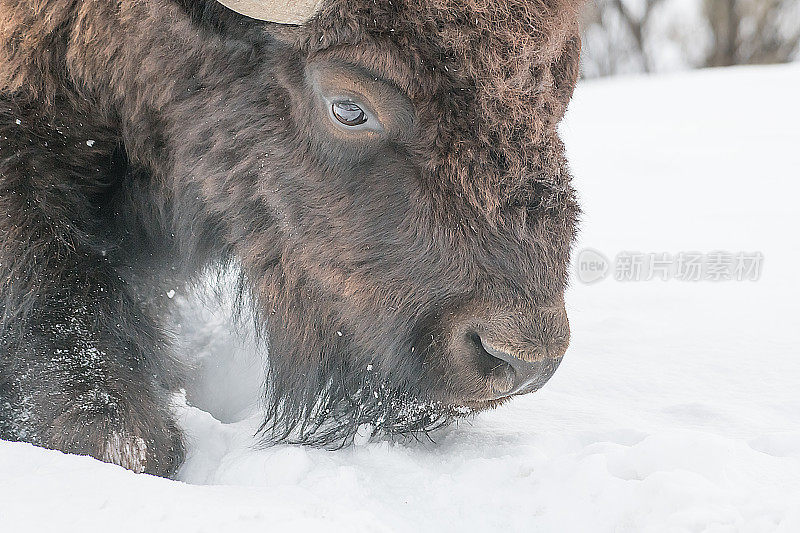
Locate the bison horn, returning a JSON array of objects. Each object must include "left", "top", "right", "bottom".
[{"left": 216, "top": 0, "right": 324, "bottom": 24}]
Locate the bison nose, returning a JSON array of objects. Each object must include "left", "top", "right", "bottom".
[
  {"left": 450, "top": 305, "right": 570, "bottom": 399},
  {"left": 472, "top": 333, "right": 564, "bottom": 396},
  {"left": 456, "top": 303, "right": 569, "bottom": 399}
]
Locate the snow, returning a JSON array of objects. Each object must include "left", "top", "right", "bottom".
[{"left": 2, "top": 64, "right": 800, "bottom": 531}]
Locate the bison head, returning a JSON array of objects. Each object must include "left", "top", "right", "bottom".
[{"left": 196, "top": 0, "right": 581, "bottom": 444}]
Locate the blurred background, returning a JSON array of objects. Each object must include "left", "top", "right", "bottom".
[{"left": 579, "top": 0, "right": 800, "bottom": 78}]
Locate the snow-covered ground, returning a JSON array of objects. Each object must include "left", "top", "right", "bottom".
[{"left": 2, "top": 64, "right": 799, "bottom": 532}]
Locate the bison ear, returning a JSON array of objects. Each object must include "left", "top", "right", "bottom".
[{"left": 216, "top": 0, "right": 324, "bottom": 24}]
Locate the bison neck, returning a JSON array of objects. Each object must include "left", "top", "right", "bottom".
[{"left": 65, "top": 0, "right": 295, "bottom": 271}]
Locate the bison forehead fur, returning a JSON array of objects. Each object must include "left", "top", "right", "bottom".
[
  {"left": 0, "top": 0, "right": 582, "bottom": 473},
  {"left": 307, "top": 0, "right": 582, "bottom": 211}
]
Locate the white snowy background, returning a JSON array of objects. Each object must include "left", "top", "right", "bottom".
[{"left": 1, "top": 64, "right": 799, "bottom": 532}]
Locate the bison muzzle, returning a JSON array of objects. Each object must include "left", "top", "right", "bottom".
[{"left": 0, "top": 0, "right": 582, "bottom": 476}]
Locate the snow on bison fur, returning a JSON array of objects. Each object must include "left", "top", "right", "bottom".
[{"left": 0, "top": 0, "right": 581, "bottom": 476}]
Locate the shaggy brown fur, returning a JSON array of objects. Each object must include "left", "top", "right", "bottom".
[
  {"left": 0, "top": 0, "right": 581, "bottom": 476},
  {"left": 307, "top": 0, "right": 582, "bottom": 212}
]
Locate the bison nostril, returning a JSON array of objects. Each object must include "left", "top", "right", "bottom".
[
  {"left": 468, "top": 332, "right": 552, "bottom": 396},
  {"left": 466, "top": 332, "right": 515, "bottom": 394}
]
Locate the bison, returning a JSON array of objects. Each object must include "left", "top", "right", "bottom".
[{"left": 0, "top": 0, "right": 581, "bottom": 476}]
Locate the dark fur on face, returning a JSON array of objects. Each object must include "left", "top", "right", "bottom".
[{"left": 0, "top": 0, "right": 581, "bottom": 473}]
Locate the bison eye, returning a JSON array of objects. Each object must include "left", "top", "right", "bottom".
[{"left": 331, "top": 101, "right": 367, "bottom": 126}]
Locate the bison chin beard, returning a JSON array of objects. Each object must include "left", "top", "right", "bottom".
[
  {"left": 258, "top": 327, "right": 472, "bottom": 448},
  {"left": 242, "top": 285, "right": 470, "bottom": 448},
  {"left": 260, "top": 365, "right": 471, "bottom": 448}
]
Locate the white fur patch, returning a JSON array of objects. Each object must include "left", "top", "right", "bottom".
[{"left": 103, "top": 432, "right": 148, "bottom": 473}]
